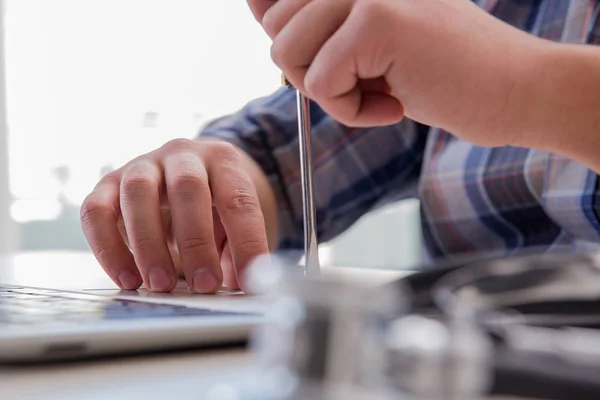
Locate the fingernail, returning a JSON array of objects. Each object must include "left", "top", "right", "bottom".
[
  {"left": 118, "top": 270, "right": 139, "bottom": 290},
  {"left": 148, "top": 268, "right": 172, "bottom": 292},
  {"left": 192, "top": 269, "right": 218, "bottom": 293}
]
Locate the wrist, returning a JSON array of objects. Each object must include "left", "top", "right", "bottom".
[
  {"left": 480, "top": 35, "right": 555, "bottom": 149},
  {"left": 513, "top": 41, "right": 572, "bottom": 151},
  {"left": 444, "top": 24, "right": 554, "bottom": 149}
]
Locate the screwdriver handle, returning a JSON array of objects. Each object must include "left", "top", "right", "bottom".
[{"left": 281, "top": 73, "right": 293, "bottom": 88}]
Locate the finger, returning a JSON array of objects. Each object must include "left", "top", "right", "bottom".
[
  {"left": 247, "top": 0, "right": 277, "bottom": 23},
  {"left": 120, "top": 159, "right": 177, "bottom": 292},
  {"left": 270, "top": 0, "right": 353, "bottom": 93},
  {"left": 261, "top": 0, "right": 311, "bottom": 39},
  {"left": 164, "top": 152, "right": 222, "bottom": 294},
  {"left": 212, "top": 209, "right": 238, "bottom": 288},
  {"left": 212, "top": 207, "right": 227, "bottom": 255},
  {"left": 220, "top": 241, "right": 239, "bottom": 290},
  {"left": 81, "top": 174, "right": 142, "bottom": 290},
  {"left": 158, "top": 206, "right": 185, "bottom": 277},
  {"left": 304, "top": 1, "right": 404, "bottom": 126},
  {"left": 204, "top": 143, "right": 269, "bottom": 292}
]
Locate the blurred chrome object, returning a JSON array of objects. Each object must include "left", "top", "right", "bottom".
[
  {"left": 385, "top": 315, "right": 492, "bottom": 400},
  {"left": 251, "top": 270, "right": 406, "bottom": 400},
  {"left": 240, "top": 253, "right": 493, "bottom": 400},
  {"left": 432, "top": 251, "right": 600, "bottom": 326},
  {"left": 216, "top": 250, "right": 600, "bottom": 400}
]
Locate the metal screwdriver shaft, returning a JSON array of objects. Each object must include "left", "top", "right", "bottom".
[
  {"left": 283, "top": 74, "right": 321, "bottom": 276},
  {"left": 296, "top": 91, "right": 320, "bottom": 277}
]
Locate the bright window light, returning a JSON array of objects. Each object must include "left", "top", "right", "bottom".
[{"left": 4, "top": 0, "right": 280, "bottom": 220}]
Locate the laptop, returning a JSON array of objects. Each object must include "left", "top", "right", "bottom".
[
  {"left": 0, "top": 284, "right": 272, "bottom": 364},
  {"left": 0, "top": 252, "right": 275, "bottom": 363},
  {"left": 0, "top": 248, "right": 414, "bottom": 364}
]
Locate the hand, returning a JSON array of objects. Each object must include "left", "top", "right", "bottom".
[
  {"left": 248, "top": 0, "right": 547, "bottom": 148},
  {"left": 80, "top": 138, "right": 276, "bottom": 294}
]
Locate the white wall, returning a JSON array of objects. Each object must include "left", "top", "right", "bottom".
[{"left": 321, "top": 199, "right": 423, "bottom": 270}]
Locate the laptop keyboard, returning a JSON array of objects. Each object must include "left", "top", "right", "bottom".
[{"left": 0, "top": 285, "right": 248, "bottom": 326}]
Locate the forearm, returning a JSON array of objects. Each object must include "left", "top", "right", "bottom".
[{"left": 516, "top": 43, "right": 600, "bottom": 173}]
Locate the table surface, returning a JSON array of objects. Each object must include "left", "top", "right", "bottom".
[{"left": 0, "top": 251, "right": 525, "bottom": 400}]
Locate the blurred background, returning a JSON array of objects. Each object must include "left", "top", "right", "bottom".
[{"left": 0, "top": 0, "right": 423, "bottom": 270}]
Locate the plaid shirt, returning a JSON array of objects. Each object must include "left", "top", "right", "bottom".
[{"left": 202, "top": 0, "right": 600, "bottom": 261}]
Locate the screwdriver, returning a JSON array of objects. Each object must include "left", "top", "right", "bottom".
[{"left": 282, "top": 74, "right": 321, "bottom": 277}]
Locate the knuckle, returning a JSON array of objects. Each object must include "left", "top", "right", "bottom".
[
  {"left": 208, "top": 141, "right": 241, "bottom": 162},
  {"left": 129, "top": 234, "right": 159, "bottom": 253},
  {"left": 80, "top": 194, "right": 109, "bottom": 228},
  {"left": 94, "top": 245, "right": 118, "bottom": 262},
  {"left": 234, "top": 234, "right": 268, "bottom": 261},
  {"left": 224, "top": 189, "right": 260, "bottom": 212},
  {"left": 98, "top": 170, "right": 120, "bottom": 186},
  {"left": 172, "top": 169, "right": 206, "bottom": 189},
  {"left": 120, "top": 163, "right": 157, "bottom": 202},
  {"left": 261, "top": 5, "right": 286, "bottom": 39},
  {"left": 238, "top": 236, "right": 266, "bottom": 251},
  {"left": 270, "top": 40, "right": 286, "bottom": 68},
  {"left": 261, "top": 10, "right": 277, "bottom": 37},
  {"left": 304, "top": 73, "right": 323, "bottom": 99},
  {"left": 121, "top": 177, "right": 154, "bottom": 202},
  {"left": 161, "top": 138, "right": 195, "bottom": 154},
  {"left": 178, "top": 235, "right": 213, "bottom": 252},
  {"left": 356, "top": 0, "right": 389, "bottom": 25},
  {"left": 170, "top": 170, "right": 208, "bottom": 203}
]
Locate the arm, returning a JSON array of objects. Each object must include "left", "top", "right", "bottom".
[
  {"left": 511, "top": 43, "right": 600, "bottom": 244},
  {"left": 245, "top": 0, "right": 600, "bottom": 174},
  {"left": 200, "top": 88, "right": 427, "bottom": 249},
  {"left": 516, "top": 44, "right": 600, "bottom": 175}
]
